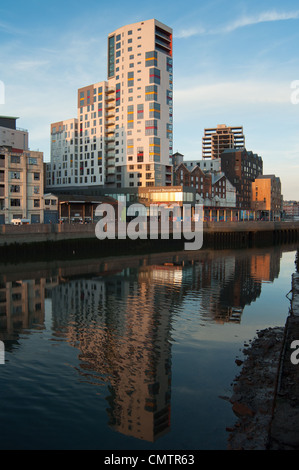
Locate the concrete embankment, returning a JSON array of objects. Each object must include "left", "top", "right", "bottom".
[
  {"left": 228, "top": 260, "right": 299, "bottom": 450},
  {"left": 0, "top": 220, "right": 298, "bottom": 251}
]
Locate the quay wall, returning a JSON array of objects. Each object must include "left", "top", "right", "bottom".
[
  {"left": 0, "top": 221, "right": 298, "bottom": 263},
  {"left": 0, "top": 220, "right": 298, "bottom": 244}
]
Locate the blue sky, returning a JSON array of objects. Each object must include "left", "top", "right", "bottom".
[{"left": 0, "top": 0, "right": 299, "bottom": 199}]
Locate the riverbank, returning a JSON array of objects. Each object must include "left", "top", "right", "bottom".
[{"left": 227, "top": 268, "right": 299, "bottom": 450}]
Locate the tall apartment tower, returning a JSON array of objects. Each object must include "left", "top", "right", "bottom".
[
  {"left": 202, "top": 124, "right": 245, "bottom": 160},
  {"left": 47, "top": 19, "right": 173, "bottom": 191},
  {"left": 108, "top": 19, "right": 173, "bottom": 188}
]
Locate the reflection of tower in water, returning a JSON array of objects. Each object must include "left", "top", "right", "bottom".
[
  {"left": 105, "top": 266, "right": 181, "bottom": 442},
  {"left": 50, "top": 268, "right": 175, "bottom": 442},
  {"left": 43, "top": 246, "right": 284, "bottom": 442}
]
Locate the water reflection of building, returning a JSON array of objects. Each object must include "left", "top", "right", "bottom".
[
  {"left": 0, "top": 245, "right": 286, "bottom": 441},
  {"left": 0, "top": 278, "right": 56, "bottom": 340},
  {"left": 250, "top": 251, "right": 281, "bottom": 282},
  {"left": 49, "top": 270, "right": 173, "bottom": 442}
]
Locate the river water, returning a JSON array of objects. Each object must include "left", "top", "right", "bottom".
[{"left": 0, "top": 245, "right": 297, "bottom": 450}]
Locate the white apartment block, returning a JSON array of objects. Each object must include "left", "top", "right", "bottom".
[
  {"left": 46, "top": 19, "right": 173, "bottom": 190},
  {"left": 46, "top": 118, "right": 78, "bottom": 187}
]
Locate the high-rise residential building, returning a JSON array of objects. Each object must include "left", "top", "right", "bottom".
[
  {"left": 107, "top": 19, "right": 173, "bottom": 188},
  {"left": 46, "top": 19, "right": 173, "bottom": 191},
  {"left": 202, "top": 124, "right": 245, "bottom": 160}
]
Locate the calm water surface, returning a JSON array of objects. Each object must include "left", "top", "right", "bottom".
[{"left": 0, "top": 245, "right": 297, "bottom": 450}]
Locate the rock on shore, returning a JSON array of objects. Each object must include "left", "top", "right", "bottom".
[{"left": 227, "top": 327, "right": 284, "bottom": 450}]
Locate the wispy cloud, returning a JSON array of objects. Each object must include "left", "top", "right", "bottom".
[
  {"left": 221, "top": 10, "right": 299, "bottom": 33},
  {"left": 175, "top": 26, "right": 206, "bottom": 39},
  {"left": 175, "top": 10, "right": 299, "bottom": 38},
  {"left": 0, "top": 20, "right": 27, "bottom": 35},
  {"left": 13, "top": 60, "right": 50, "bottom": 72},
  {"left": 174, "top": 80, "right": 291, "bottom": 109}
]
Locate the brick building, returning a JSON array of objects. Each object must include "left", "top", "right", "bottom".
[
  {"left": 220, "top": 148, "right": 263, "bottom": 209},
  {"left": 251, "top": 175, "right": 282, "bottom": 220}
]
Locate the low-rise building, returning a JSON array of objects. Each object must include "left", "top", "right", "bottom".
[
  {"left": 0, "top": 146, "right": 44, "bottom": 224},
  {"left": 43, "top": 193, "right": 59, "bottom": 224},
  {"left": 0, "top": 116, "right": 29, "bottom": 152},
  {"left": 220, "top": 148, "right": 263, "bottom": 209},
  {"left": 251, "top": 175, "right": 282, "bottom": 220},
  {"left": 173, "top": 162, "right": 236, "bottom": 208},
  {"left": 283, "top": 200, "right": 299, "bottom": 219}
]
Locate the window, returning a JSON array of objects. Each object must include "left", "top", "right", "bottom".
[
  {"left": 145, "top": 51, "right": 157, "bottom": 67},
  {"left": 149, "top": 102, "right": 160, "bottom": 119},
  {"left": 166, "top": 90, "right": 172, "bottom": 105},
  {"left": 127, "top": 104, "right": 134, "bottom": 129},
  {"left": 145, "top": 85, "right": 158, "bottom": 101},
  {"left": 10, "top": 199, "right": 21, "bottom": 207},
  {"left": 10, "top": 171, "right": 20, "bottom": 179},
  {"left": 145, "top": 120, "right": 158, "bottom": 136},
  {"left": 34, "top": 173, "right": 40, "bottom": 181},
  {"left": 10, "top": 185, "right": 20, "bottom": 193},
  {"left": 127, "top": 71, "right": 134, "bottom": 87},
  {"left": 166, "top": 123, "right": 172, "bottom": 138},
  {"left": 11, "top": 155, "right": 21, "bottom": 164},
  {"left": 149, "top": 68, "right": 160, "bottom": 85},
  {"left": 108, "top": 35, "right": 115, "bottom": 78},
  {"left": 167, "top": 57, "right": 172, "bottom": 72}
]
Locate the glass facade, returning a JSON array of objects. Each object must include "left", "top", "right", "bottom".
[{"left": 108, "top": 36, "right": 115, "bottom": 78}]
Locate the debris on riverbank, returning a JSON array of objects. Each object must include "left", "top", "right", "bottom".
[{"left": 227, "top": 326, "right": 284, "bottom": 450}]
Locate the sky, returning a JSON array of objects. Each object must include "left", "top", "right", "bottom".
[{"left": 0, "top": 0, "right": 299, "bottom": 199}]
